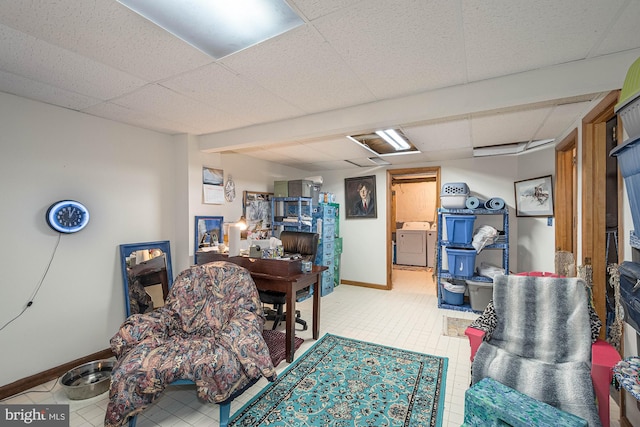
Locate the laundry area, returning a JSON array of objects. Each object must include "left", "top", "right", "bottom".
[
  {"left": 395, "top": 221, "right": 436, "bottom": 268},
  {"left": 390, "top": 172, "right": 438, "bottom": 269}
]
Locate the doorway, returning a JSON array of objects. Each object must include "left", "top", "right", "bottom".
[
  {"left": 386, "top": 167, "right": 441, "bottom": 289},
  {"left": 581, "top": 90, "right": 621, "bottom": 340},
  {"left": 555, "top": 128, "right": 578, "bottom": 259}
]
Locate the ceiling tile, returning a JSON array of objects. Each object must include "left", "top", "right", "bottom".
[
  {"left": 0, "top": 1, "right": 214, "bottom": 82},
  {"left": 381, "top": 152, "right": 431, "bottom": 165},
  {"left": 162, "top": 63, "right": 304, "bottom": 125},
  {"left": 425, "top": 148, "right": 474, "bottom": 162},
  {"left": 471, "top": 107, "right": 552, "bottom": 147},
  {"left": 312, "top": 0, "right": 467, "bottom": 98},
  {"left": 235, "top": 147, "right": 297, "bottom": 163},
  {"left": 220, "top": 25, "right": 376, "bottom": 113},
  {"left": 463, "top": 0, "right": 627, "bottom": 82},
  {"left": 590, "top": 1, "right": 640, "bottom": 57},
  {"left": 111, "top": 84, "right": 250, "bottom": 134},
  {"left": 307, "top": 159, "right": 357, "bottom": 170},
  {"left": 403, "top": 119, "right": 472, "bottom": 152},
  {"left": 81, "top": 101, "right": 189, "bottom": 135},
  {"left": 0, "top": 23, "right": 146, "bottom": 100},
  {"left": 533, "top": 101, "right": 592, "bottom": 140},
  {"left": 0, "top": 69, "right": 101, "bottom": 110},
  {"left": 291, "top": 0, "right": 358, "bottom": 20},
  {"left": 301, "top": 137, "right": 374, "bottom": 159}
]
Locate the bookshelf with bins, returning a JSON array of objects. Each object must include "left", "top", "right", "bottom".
[
  {"left": 270, "top": 197, "right": 340, "bottom": 296},
  {"left": 271, "top": 197, "right": 313, "bottom": 233},
  {"left": 436, "top": 208, "right": 509, "bottom": 312}
]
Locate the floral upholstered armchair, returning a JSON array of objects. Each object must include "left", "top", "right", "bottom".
[{"left": 105, "top": 261, "right": 276, "bottom": 427}]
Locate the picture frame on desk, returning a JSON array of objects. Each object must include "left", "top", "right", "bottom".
[{"left": 194, "top": 216, "right": 224, "bottom": 255}]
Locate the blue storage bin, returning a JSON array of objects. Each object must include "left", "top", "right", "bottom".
[
  {"left": 442, "top": 281, "right": 465, "bottom": 305},
  {"left": 611, "top": 135, "right": 640, "bottom": 232},
  {"left": 446, "top": 248, "right": 476, "bottom": 278},
  {"left": 619, "top": 261, "right": 640, "bottom": 333},
  {"left": 445, "top": 215, "right": 476, "bottom": 244}
]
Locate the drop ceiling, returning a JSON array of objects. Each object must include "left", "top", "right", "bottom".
[{"left": 1, "top": 1, "right": 640, "bottom": 171}]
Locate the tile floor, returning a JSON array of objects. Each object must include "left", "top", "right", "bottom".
[{"left": 2, "top": 268, "right": 621, "bottom": 426}]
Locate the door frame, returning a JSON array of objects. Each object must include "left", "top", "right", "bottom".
[
  {"left": 581, "top": 90, "right": 620, "bottom": 338},
  {"left": 555, "top": 128, "right": 578, "bottom": 258},
  {"left": 386, "top": 166, "right": 441, "bottom": 289}
]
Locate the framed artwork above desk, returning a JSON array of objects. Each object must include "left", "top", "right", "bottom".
[{"left": 243, "top": 191, "right": 272, "bottom": 238}]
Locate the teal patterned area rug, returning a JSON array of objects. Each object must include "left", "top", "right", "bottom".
[{"left": 229, "top": 334, "right": 448, "bottom": 427}]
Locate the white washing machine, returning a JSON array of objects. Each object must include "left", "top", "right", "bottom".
[{"left": 396, "top": 222, "right": 433, "bottom": 267}]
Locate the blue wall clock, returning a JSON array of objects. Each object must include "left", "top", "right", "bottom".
[{"left": 46, "top": 200, "right": 90, "bottom": 233}]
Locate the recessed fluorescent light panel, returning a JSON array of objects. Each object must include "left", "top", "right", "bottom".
[
  {"left": 117, "top": 0, "right": 304, "bottom": 59},
  {"left": 347, "top": 129, "right": 419, "bottom": 156}
]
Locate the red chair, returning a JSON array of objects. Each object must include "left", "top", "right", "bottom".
[{"left": 465, "top": 271, "right": 621, "bottom": 427}]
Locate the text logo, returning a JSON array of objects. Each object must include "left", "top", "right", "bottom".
[{"left": 1, "top": 405, "right": 69, "bottom": 427}]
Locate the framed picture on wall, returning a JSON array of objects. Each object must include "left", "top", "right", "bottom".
[
  {"left": 202, "top": 167, "right": 224, "bottom": 204},
  {"left": 243, "top": 191, "right": 273, "bottom": 235},
  {"left": 194, "top": 216, "right": 224, "bottom": 255},
  {"left": 514, "top": 175, "right": 554, "bottom": 217},
  {"left": 345, "top": 175, "right": 377, "bottom": 219}
]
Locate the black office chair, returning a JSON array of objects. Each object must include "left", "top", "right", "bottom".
[{"left": 259, "top": 231, "right": 319, "bottom": 330}]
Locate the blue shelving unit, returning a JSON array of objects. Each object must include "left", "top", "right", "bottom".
[
  {"left": 436, "top": 208, "right": 509, "bottom": 312},
  {"left": 271, "top": 197, "right": 313, "bottom": 235}
]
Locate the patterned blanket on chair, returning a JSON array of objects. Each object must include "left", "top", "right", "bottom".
[
  {"left": 471, "top": 274, "right": 601, "bottom": 426},
  {"left": 104, "top": 261, "right": 276, "bottom": 427}
]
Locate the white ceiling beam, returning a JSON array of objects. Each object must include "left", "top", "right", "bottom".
[{"left": 198, "top": 48, "right": 639, "bottom": 152}]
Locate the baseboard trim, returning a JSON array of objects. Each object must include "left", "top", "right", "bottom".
[
  {"left": 340, "top": 280, "right": 388, "bottom": 290},
  {"left": 0, "top": 348, "right": 114, "bottom": 401}
]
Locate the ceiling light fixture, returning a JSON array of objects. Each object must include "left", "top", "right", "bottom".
[
  {"left": 117, "top": 0, "right": 304, "bottom": 59},
  {"left": 375, "top": 129, "right": 411, "bottom": 150},
  {"left": 346, "top": 129, "right": 419, "bottom": 156}
]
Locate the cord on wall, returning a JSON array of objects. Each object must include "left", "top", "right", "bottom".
[{"left": 0, "top": 233, "right": 62, "bottom": 331}]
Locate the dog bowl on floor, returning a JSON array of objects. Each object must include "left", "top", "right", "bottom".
[{"left": 60, "top": 359, "right": 114, "bottom": 400}]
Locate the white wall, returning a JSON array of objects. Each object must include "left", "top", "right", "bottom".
[
  {"left": 0, "top": 93, "right": 308, "bottom": 388},
  {"left": 319, "top": 167, "right": 389, "bottom": 286},
  {"left": 0, "top": 92, "right": 176, "bottom": 386},
  {"left": 515, "top": 146, "right": 557, "bottom": 272}
]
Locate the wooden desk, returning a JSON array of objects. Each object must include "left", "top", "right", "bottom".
[{"left": 196, "top": 252, "right": 326, "bottom": 362}]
